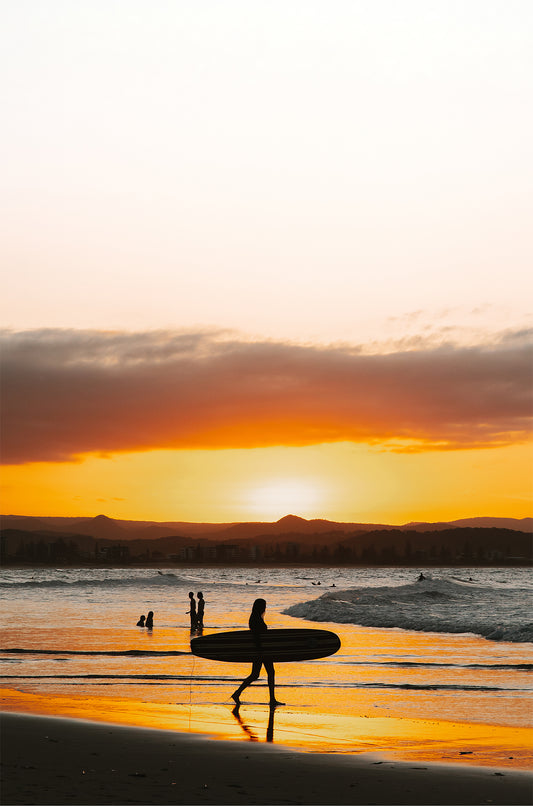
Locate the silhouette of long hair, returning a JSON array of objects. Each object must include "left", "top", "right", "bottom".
[{"left": 251, "top": 598, "right": 266, "bottom": 617}]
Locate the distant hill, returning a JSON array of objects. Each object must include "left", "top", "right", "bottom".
[
  {"left": 1, "top": 513, "right": 531, "bottom": 541},
  {"left": 405, "top": 517, "right": 533, "bottom": 532},
  {"left": 197, "top": 514, "right": 388, "bottom": 541},
  {"left": 69, "top": 514, "right": 128, "bottom": 539}
]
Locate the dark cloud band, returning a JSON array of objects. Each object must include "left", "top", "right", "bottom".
[{"left": 1, "top": 329, "right": 532, "bottom": 464}]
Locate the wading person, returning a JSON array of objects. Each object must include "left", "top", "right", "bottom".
[
  {"left": 232, "top": 598, "right": 283, "bottom": 708},
  {"left": 196, "top": 591, "right": 205, "bottom": 630},
  {"left": 187, "top": 592, "right": 197, "bottom": 632}
]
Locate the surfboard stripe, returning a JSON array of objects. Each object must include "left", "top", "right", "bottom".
[{"left": 190, "top": 628, "right": 340, "bottom": 663}]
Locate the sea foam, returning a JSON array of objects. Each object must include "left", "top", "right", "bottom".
[{"left": 284, "top": 576, "right": 533, "bottom": 643}]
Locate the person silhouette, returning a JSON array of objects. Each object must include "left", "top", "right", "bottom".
[
  {"left": 197, "top": 592, "right": 205, "bottom": 630},
  {"left": 145, "top": 611, "right": 154, "bottom": 629},
  {"left": 231, "top": 598, "right": 283, "bottom": 708},
  {"left": 187, "top": 592, "right": 197, "bottom": 632},
  {"left": 136, "top": 615, "right": 146, "bottom": 627}
]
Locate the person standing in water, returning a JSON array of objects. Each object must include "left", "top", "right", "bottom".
[
  {"left": 187, "top": 592, "right": 197, "bottom": 632},
  {"left": 232, "top": 598, "right": 283, "bottom": 708},
  {"left": 196, "top": 592, "right": 205, "bottom": 631},
  {"left": 145, "top": 611, "right": 153, "bottom": 629}
]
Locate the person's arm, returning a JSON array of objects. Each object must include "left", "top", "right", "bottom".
[{"left": 250, "top": 615, "right": 266, "bottom": 650}]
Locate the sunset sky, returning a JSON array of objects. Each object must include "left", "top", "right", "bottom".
[{"left": 1, "top": 1, "right": 532, "bottom": 523}]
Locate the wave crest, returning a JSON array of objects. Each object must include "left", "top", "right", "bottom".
[
  {"left": 284, "top": 576, "right": 533, "bottom": 643},
  {"left": 0, "top": 572, "right": 193, "bottom": 590}
]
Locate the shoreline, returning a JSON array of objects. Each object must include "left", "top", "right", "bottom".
[
  {"left": 2, "top": 685, "right": 532, "bottom": 771},
  {"left": 2, "top": 711, "right": 532, "bottom": 805}
]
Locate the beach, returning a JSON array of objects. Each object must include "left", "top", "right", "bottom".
[
  {"left": 2, "top": 712, "right": 532, "bottom": 805},
  {"left": 1, "top": 566, "right": 532, "bottom": 804}
]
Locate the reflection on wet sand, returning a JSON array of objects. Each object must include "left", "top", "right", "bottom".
[
  {"left": 231, "top": 703, "right": 276, "bottom": 742},
  {"left": 2, "top": 686, "right": 532, "bottom": 769}
]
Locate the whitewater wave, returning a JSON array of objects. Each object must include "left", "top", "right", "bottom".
[
  {"left": 0, "top": 571, "right": 297, "bottom": 591},
  {"left": 0, "top": 573, "right": 194, "bottom": 590},
  {"left": 284, "top": 576, "right": 533, "bottom": 643}
]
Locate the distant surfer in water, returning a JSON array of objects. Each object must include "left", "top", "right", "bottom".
[{"left": 231, "top": 598, "right": 284, "bottom": 708}]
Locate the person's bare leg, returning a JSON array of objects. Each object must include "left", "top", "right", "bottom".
[
  {"left": 232, "top": 660, "right": 260, "bottom": 704},
  {"left": 266, "top": 661, "right": 284, "bottom": 706}
]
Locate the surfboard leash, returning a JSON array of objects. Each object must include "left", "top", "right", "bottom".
[{"left": 188, "top": 650, "right": 196, "bottom": 730}]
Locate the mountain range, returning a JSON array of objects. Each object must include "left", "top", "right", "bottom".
[{"left": 1, "top": 513, "right": 531, "bottom": 542}]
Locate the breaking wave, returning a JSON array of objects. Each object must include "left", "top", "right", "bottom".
[
  {"left": 0, "top": 572, "right": 194, "bottom": 590},
  {"left": 284, "top": 576, "right": 533, "bottom": 643}
]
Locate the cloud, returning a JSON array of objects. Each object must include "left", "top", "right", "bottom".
[{"left": 1, "top": 328, "right": 532, "bottom": 464}]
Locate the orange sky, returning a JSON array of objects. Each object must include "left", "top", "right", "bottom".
[
  {"left": 1, "top": 330, "right": 532, "bottom": 523},
  {"left": 1, "top": 3, "right": 532, "bottom": 524},
  {"left": 2, "top": 441, "right": 532, "bottom": 524}
]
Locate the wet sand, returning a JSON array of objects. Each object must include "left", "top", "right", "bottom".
[
  {"left": 2, "top": 684, "right": 532, "bottom": 771},
  {"left": 2, "top": 712, "right": 532, "bottom": 805}
]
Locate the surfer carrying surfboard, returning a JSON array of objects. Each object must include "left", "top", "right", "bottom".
[{"left": 231, "top": 598, "right": 284, "bottom": 708}]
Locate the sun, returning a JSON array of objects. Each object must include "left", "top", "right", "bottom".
[{"left": 246, "top": 478, "right": 324, "bottom": 521}]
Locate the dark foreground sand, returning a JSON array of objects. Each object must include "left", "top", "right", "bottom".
[{"left": 1, "top": 713, "right": 531, "bottom": 806}]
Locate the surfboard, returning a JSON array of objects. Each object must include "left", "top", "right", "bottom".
[{"left": 190, "top": 628, "right": 340, "bottom": 663}]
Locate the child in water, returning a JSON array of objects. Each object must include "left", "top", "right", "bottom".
[{"left": 136, "top": 615, "right": 145, "bottom": 627}]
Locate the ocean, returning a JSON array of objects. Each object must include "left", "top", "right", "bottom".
[{"left": 1, "top": 565, "right": 532, "bottom": 767}]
